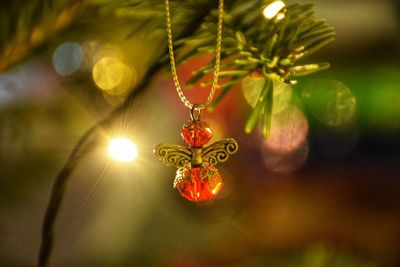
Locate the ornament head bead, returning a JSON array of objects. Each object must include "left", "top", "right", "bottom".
[{"left": 181, "top": 120, "right": 213, "bottom": 147}]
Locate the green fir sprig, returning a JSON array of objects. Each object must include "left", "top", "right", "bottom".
[{"left": 174, "top": 0, "right": 335, "bottom": 137}]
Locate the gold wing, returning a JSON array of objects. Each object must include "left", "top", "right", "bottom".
[
  {"left": 154, "top": 143, "right": 192, "bottom": 168},
  {"left": 202, "top": 138, "right": 238, "bottom": 166}
]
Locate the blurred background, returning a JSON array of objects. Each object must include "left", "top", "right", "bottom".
[{"left": 0, "top": 0, "right": 399, "bottom": 266}]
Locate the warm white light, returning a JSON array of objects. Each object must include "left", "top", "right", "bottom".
[
  {"left": 263, "top": 1, "right": 286, "bottom": 19},
  {"left": 108, "top": 137, "right": 138, "bottom": 162}
]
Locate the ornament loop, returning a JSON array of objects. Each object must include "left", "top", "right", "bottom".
[{"left": 190, "top": 104, "right": 202, "bottom": 121}]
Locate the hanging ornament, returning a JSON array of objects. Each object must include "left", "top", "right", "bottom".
[
  {"left": 154, "top": 0, "right": 238, "bottom": 202},
  {"left": 155, "top": 107, "right": 238, "bottom": 202}
]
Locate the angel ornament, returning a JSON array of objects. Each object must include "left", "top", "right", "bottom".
[{"left": 154, "top": 107, "right": 238, "bottom": 202}]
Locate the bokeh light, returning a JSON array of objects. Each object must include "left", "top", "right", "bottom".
[
  {"left": 271, "top": 78, "right": 293, "bottom": 114},
  {"left": 52, "top": 42, "right": 84, "bottom": 76},
  {"left": 92, "top": 44, "right": 124, "bottom": 65},
  {"left": 92, "top": 57, "right": 134, "bottom": 94},
  {"left": 108, "top": 137, "right": 138, "bottom": 162},
  {"left": 242, "top": 75, "right": 264, "bottom": 108},
  {"left": 242, "top": 75, "right": 292, "bottom": 113},
  {"left": 302, "top": 80, "right": 356, "bottom": 127},
  {"left": 106, "top": 64, "right": 137, "bottom": 96},
  {"left": 0, "top": 74, "right": 19, "bottom": 105},
  {"left": 263, "top": 1, "right": 286, "bottom": 20},
  {"left": 263, "top": 105, "right": 309, "bottom": 153},
  {"left": 262, "top": 140, "right": 309, "bottom": 173},
  {"left": 81, "top": 40, "right": 102, "bottom": 71}
]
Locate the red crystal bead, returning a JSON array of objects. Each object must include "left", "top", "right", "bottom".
[
  {"left": 181, "top": 120, "right": 213, "bottom": 147},
  {"left": 174, "top": 164, "right": 223, "bottom": 202}
]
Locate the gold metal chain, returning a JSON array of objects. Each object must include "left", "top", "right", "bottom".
[{"left": 164, "top": 0, "right": 224, "bottom": 110}]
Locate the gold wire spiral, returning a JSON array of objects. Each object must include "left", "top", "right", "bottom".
[{"left": 164, "top": 0, "right": 224, "bottom": 110}]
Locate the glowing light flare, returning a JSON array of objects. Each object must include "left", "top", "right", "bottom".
[
  {"left": 263, "top": 1, "right": 286, "bottom": 20},
  {"left": 275, "top": 12, "right": 285, "bottom": 20},
  {"left": 52, "top": 42, "right": 84, "bottom": 76},
  {"left": 264, "top": 105, "right": 308, "bottom": 153},
  {"left": 108, "top": 137, "right": 138, "bottom": 162}
]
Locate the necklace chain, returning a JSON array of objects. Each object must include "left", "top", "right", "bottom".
[{"left": 164, "top": 0, "right": 224, "bottom": 110}]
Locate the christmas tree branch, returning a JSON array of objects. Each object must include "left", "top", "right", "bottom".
[
  {"left": 176, "top": 1, "right": 335, "bottom": 138},
  {"left": 0, "top": 0, "right": 86, "bottom": 72},
  {"left": 38, "top": 123, "right": 98, "bottom": 267},
  {"left": 38, "top": 2, "right": 219, "bottom": 266}
]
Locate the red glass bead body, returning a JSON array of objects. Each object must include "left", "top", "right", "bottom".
[
  {"left": 181, "top": 120, "right": 212, "bottom": 148},
  {"left": 174, "top": 164, "right": 223, "bottom": 202}
]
